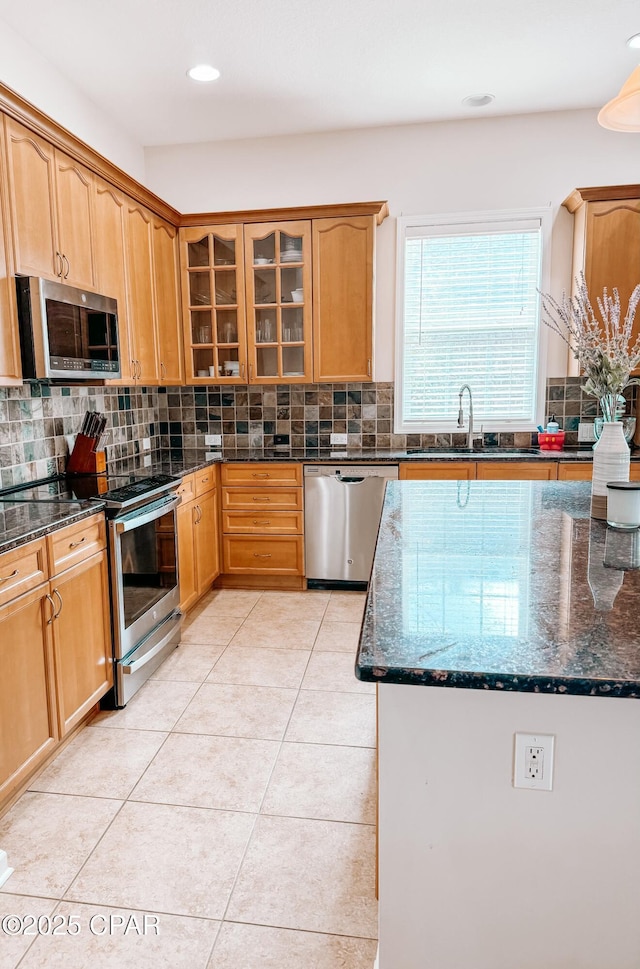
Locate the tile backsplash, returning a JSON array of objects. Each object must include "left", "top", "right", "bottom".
[
  {"left": 0, "top": 384, "right": 158, "bottom": 488},
  {"left": 0, "top": 376, "right": 630, "bottom": 487}
]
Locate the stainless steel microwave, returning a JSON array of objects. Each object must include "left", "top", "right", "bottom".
[{"left": 16, "top": 276, "right": 121, "bottom": 380}]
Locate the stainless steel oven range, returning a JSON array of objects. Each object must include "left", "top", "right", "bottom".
[{"left": 0, "top": 471, "right": 183, "bottom": 707}]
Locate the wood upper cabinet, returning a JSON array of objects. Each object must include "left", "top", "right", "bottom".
[
  {"left": 124, "top": 201, "right": 158, "bottom": 384},
  {"left": 244, "top": 220, "right": 313, "bottom": 383},
  {"left": 180, "top": 224, "right": 247, "bottom": 384},
  {"left": 0, "top": 118, "right": 21, "bottom": 385},
  {"left": 151, "top": 217, "right": 184, "bottom": 384},
  {"left": 563, "top": 186, "right": 640, "bottom": 359},
  {"left": 5, "top": 118, "right": 97, "bottom": 288},
  {"left": 312, "top": 215, "right": 374, "bottom": 382},
  {"left": 94, "top": 179, "right": 134, "bottom": 383}
]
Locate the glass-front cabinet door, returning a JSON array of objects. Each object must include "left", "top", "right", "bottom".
[
  {"left": 243, "top": 221, "right": 313, "bottom": 383},
  {"left": 179, "top": 225, "right": 246, "bottom": 382}
]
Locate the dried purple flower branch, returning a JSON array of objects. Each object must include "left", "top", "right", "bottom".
[{"left": 539, "top": 272, "right": 640, "bottom": 401}]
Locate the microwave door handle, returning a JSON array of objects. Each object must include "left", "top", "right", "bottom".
[{"left": 114, "top": 494, "right": 180, "bottom": 534}]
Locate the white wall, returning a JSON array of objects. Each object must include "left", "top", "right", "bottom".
[
  {"left": 145, "top": 109, "right": 640, "bottom": 381},
  {"left": 378, "top": 683, "right": 640, "bottom": 969},
  {"left": 0, "top": 18, "right": 145, "bottom": 181}
]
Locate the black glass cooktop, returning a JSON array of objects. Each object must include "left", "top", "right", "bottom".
[{"left": 0, "top": 473, "right": 178, "bottom": 510}]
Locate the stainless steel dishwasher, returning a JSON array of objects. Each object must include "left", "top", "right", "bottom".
[{"left": 304, "top": 464, "right": 399, "bottom": 585}]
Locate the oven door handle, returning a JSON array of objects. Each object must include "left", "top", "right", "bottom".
[
  {"left": 114, "top": 494, "right": 180, "bottom": 534},
  {"left": 121, "top": 611, "right": 183, "bottom": 674}
]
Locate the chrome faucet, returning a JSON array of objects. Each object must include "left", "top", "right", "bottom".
[{"left": 457, "top": 384, "right": 474, "bottom": 449}]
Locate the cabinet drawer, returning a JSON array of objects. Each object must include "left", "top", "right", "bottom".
[
  {"left": 176, "top": 473, "right": 195, "bottom": 501},
  {"left": 222, "top": 487, "right": 303, "bottom": 512},
  {"left": 195, "top": 466, "right": 218, "bottom": 497},
  {"left": 223, "top": 535, "right": 304, "bottom": 575},
  {"left": 222, "top": 510, "right": 304, "bottom": 535},
  {"left": 47, "top": 514, "right": 106, "bottom": 575},
  {"left": 0, "top": 538, "right": 48, "bottom": 607},
  {"left": 221, "top": 463, "right": 302, "bottom": 487},
  {"left": 476, "top": 462, "right": 558, "bottom": 481},
  {"left": 399, "top": 462, "right": 476, "bottom": 480},
  {"left": 557, "top": 462, "right": 593, "bottom": 481}
]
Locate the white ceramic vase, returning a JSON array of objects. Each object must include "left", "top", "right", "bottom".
[{"left": 591, "top": 420, "right": 630, "bottom": 520}]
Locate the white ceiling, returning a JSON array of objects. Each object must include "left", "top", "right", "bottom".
[{"left": 0, "top": 0, "right": 638, "bottom": 147}]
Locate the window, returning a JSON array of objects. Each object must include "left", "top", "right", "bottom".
[{"left": 395, "top": 208, "right": 551, "bottom": 434}]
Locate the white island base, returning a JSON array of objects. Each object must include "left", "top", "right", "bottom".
[{"left": 377, "top": 683, "right": 640, "bottom": 969}]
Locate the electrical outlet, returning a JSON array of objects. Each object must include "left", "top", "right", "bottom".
[
  {"left": 205, "top": 434, "right": 222, "bottom": 446},
  {"left": 330, "top": 433, "right": 348, "bottom": 446},
  {"left": 578, "top": 422, "right": 596, "bottom": 443},
  {"left": 142, "top": 437, "right": 151, "bottom": 450},
  {"left": 513, "top": 732, "right": 555, "bottom": 791},
  {"left": 143, "top": 454, "right": 152, "bottom": 467}
]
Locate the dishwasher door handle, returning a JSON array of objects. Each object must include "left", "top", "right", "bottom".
[{"left": 336, "top": 476, "right": 366, "bottom": 484}]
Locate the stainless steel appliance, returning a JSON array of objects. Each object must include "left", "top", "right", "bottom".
[
  {"left": 16, "top": 276, "right": 121, "bottom": 380},
  {"left": 304, "top": 464, "right": 399, "bottom": 584},
  {"left": 0, "top": 472, "right": 182, "bottom": 706}
]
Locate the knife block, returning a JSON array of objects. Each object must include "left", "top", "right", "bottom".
[{"left": 66, "top": 434, "right": 106, "bottom": 474}]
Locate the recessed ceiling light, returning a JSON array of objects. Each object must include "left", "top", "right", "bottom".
[
  {"left": 187, "top": 64, "right": 221, "bottom": 82},
  {"left": 462, "top": 94, "right": 495, "bottom": 108},
  {"left": 627, "top": 33, "right": 640, "bottom": 49}
]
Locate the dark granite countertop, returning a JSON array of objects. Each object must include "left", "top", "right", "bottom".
[
  {"left": 356, "top": 479, "right": 640, "bottom": 698},
  {"left": 110, "top": 445, "right": 611, "bottom": 480},
  {"left": 0, "top": 499, "right": 105, "bottom": 555}
]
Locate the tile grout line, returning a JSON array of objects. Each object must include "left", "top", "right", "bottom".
[{"left": 204, "top": 590, "right": 332, "bottom": 959}]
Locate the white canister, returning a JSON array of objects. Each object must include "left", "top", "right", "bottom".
[{"left": 606, "top": 481, "right": 640, "bottom": 530}]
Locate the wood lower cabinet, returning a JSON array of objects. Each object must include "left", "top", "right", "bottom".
[
  {"left": 476, "top": 462, "right": 558, "bottom": 480},
  {"left": 0, "top": 584, "right": 58, "bottom": 806},
  {"left": 49, "top": 550, "right": 112, "bottom": 737},
  {"left": 399, "top": 462, "right": 476, "bottom": 480},
  {"left": 0, "top": 513, "right": 112, "bottom": 807},
  {"left": 220, "top": 463, "right": 304, "bottom": 587},
  {"left": 557, "top": 462, "right": 593, "bottom": 481},
  {"left": 176, "top": 468, "right": 221, "bottom": 611}
]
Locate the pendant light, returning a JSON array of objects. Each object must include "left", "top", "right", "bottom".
[{"left": 598, "top": 64, "right": 640, "bottom": 131}]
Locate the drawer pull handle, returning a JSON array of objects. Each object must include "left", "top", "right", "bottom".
[
  {"left": 69, "top": 537, "right": 86, "bottom": 549},
  {"left": 252, "top": 497, "right": 271, "bottom": 502},
  {"left": 0, "top": 568, "right": 19, "bottom": 583},
  {"left": 253, "top": 520, "right": 271, "bottom": 525},
  {"left": 253, "top": 552, "right": 272, "bottom": 559},
  {"left": 252, "top": 472, "right": 270, "bottom": 478}
]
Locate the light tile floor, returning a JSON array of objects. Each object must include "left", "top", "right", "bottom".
[{"left": 0, "top": 590, "right": 378, "bottom": 969}]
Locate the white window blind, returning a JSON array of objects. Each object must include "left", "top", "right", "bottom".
[{"left": 395, "top": 211, "right": 549, "bottom": 433}]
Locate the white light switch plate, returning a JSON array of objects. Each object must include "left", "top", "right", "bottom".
[
  {"left": 205, "top": 434, "right": 222, "bottom": 446},
  {"left": 330, "top": 433, "right": 348, "bottom": 445},
  {"left": 578, "top": 422, "right": 595, "bottom": 443},
  {"left": 143, "top": 454, "right": 152, "bottom": 467},
  {"left": 142, "top": 437, "right": 151, "bottom": 450}
]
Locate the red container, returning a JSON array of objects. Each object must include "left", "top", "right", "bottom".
[{"left": 538, "top": 431, "right": 565, "bottom": 451}]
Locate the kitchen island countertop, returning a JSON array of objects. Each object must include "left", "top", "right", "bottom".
[{"left": 356, "top": 479, "right": 640, "bottom": 698}]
